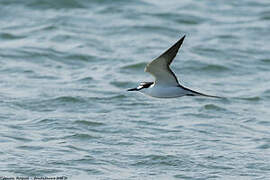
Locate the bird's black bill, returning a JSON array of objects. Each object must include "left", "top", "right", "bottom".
[{"left": 127, "top": 88, "right": 138, "bottom": 91}]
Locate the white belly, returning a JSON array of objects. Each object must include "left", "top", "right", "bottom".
[{"left": 141, "top": 86, "right": 188, "bottom": 98}]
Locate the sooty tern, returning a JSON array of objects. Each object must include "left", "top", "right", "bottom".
[{"left": 128, "top": 35, "right": 220, "bottom": 98}]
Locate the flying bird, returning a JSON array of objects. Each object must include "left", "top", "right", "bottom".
[{"left": 128, "top": 35, "right": 220, "bottom": 98}]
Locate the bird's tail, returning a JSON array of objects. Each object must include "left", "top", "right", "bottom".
[
  {"left": 188, "top": 91, "right": 222, "bottom": 98},
  {"left": 180, "top": 85, "right": 222, "bottom": 98}
]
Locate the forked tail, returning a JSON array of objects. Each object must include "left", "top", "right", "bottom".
[{"left": 180, "top": 85, "right": 222, "bottom": 98}]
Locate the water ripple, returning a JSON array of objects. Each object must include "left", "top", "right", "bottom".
[{"left": 0, "top": 0, "right": 270, "bottom": 179}]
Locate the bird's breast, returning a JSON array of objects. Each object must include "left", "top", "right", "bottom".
[{"left": 141, "top": 86, "right": 188, "bottom": 98}]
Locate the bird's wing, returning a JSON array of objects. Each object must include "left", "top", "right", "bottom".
[{"left": 144, "top": 35, "right": 185, "bottom": 86}]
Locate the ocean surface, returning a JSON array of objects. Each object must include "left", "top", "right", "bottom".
[{"left": 0, "top": 0, "right": 270, "bottom": 179}]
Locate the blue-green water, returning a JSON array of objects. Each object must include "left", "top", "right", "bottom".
[{"left": 1, "top": 0, "right": 270, "bottom": 179}]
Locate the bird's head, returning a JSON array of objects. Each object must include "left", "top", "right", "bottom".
[{"left": 127, "top": 82, "right": 154, "bottom": 91}]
